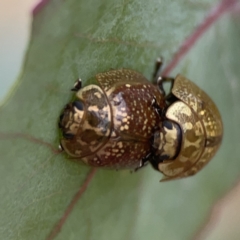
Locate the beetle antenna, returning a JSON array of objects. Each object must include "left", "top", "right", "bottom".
[
  {"left": 152, "top": 57, "right": 164, "bottom": 83},
  {"left": 71, "top": 78, "right": 82, "bottom": 91}
]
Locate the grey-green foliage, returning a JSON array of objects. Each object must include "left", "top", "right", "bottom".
[{"left": 1, "top": 0, "right": 240, "bottom": 239}]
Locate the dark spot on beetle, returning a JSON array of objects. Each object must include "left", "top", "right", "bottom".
[
  {"left": 58, "top": 114, "right": 64, "bottom": 128},
  {"left": 176, "top": 125, "right": 182, "bottom": 157},
  {"left": 87, "top": 111, "right": 101, "bottom": 126},
  {"left": 113, "top": 100, "right": 121, "bottom": 106},
  {"left": 182, "top": 145, "right": 198, "bottom": 157},
  {"left": 73, "top": 101, "right": 84, "bottom": 111},
  {"left": 63, "top": 132, "right": 75, "bottom": 139},
  {"left": 185, "top": 130, "right": 198, "bottom": 142},
  {"left": 163, "top": 120, "right": 173, "bottom": 130}
]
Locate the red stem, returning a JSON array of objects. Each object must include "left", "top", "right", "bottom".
[
  {"left": 32, "top": 0, "right": 51, "bottom": 15},
  {"left": 0, "top": 132, "right": 60, "bottom": 154},
  {"left": 46, "top": 168, "right": 97, "bottom": 240},
  {"left": 162, "top": 0, "right": 238, "bottom": 76}
]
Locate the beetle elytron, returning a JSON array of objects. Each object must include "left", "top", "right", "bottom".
[{"left": 58, "top": 59, "right": 223, "bottom": 181}]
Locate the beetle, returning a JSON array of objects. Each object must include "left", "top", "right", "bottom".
[{"left": 58, "top": 59, "right": 223, "bottom": 181}]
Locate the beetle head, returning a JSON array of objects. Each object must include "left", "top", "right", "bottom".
[{"left": 59, "top": 100, "right": 85, "bottom": 140}]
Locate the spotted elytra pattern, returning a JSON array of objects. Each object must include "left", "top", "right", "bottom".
[
  {"left": 60, "top": 69, "right": 166, "bottom": 169},
  {"left": 158, "top": 75, "right": 223, "bottom": 181}
]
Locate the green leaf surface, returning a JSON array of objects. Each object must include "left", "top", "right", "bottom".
[{"left": 1, "top": 0, "right": 240, "bottom": 239}]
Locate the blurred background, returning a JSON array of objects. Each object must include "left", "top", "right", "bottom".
[
  {"left": 0, "top": 0, "right": 37, "bottom": 102},
  {"left": 1, "top": 0, "right": 240, "bottom": 239}
]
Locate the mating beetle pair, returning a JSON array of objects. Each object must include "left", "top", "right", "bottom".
[{"left": 58, "top": 59, "right": 223, "bottom": 181}]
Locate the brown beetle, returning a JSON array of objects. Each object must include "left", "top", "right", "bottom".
[{"left": 59, "top": 60, "right": 223, "bottom": 181}]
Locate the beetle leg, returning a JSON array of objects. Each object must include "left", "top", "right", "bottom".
[
  {"left": 134, "top": 153, "right": 152, "bottom": 171},
  {"left": 157, "top": 76, "right": 174, "bottom": 86},
  {"left": 71, "top": 78, "right": 82, "bottom": 91},
  {"left": 157, "top": 76, "right": 175, "bottom": 96},
  {"left": 58, "top": 143, "right": 64, "bottom": 151},
  {"left": 151, "top": 97, "right": 163, "bottom": 116},
  {"left": 152, "top": 57, "right": 164, "bottom": 83},
  {"left": 157, "top": 76, "right": 179, "bottom": 104}
]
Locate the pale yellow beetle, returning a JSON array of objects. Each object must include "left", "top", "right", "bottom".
[{"left": 152, "top": 73, "right": 223, "bottom": 181}]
